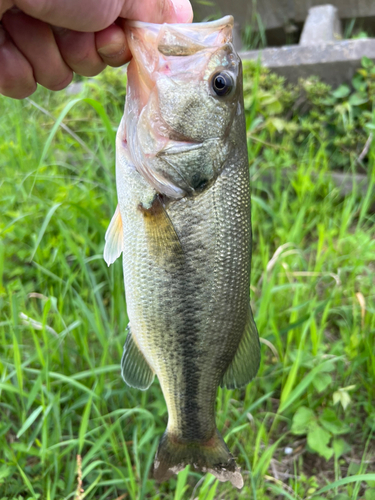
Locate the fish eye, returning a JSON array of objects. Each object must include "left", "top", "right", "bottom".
[{"left": 211, "top": 71, "right": 234, "bottom": 97}]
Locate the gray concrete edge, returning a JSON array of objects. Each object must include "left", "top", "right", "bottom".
[{"left": 240, "top": 38, "right": 375, "bottom": 84}]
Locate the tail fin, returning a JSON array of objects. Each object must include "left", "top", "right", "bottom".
[{"left": 153, "top": 429, "right": 244, "bottom": 489}]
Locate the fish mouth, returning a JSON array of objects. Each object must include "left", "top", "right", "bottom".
[
  {"left": 125, "top": 15, "right": 233, "bottom": 30},
  {"left": 125, "top": 16, "right": 234, "bottom": 61}
]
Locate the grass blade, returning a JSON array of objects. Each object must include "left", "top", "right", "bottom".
[
  {"left": 313, "top": 474, "right": 375, "bottom": 496},
  {"left": 16, "top": 406, "right": 43, "bottom": 438},
  {"left": 174, "top": 465, "right": 190, "bottom": 500},
  {"left": 29, "top": 203, "right": 62, "bottom": 261},
  {"left": 78, "top": 395, "right": 93, "bottom": 454}
]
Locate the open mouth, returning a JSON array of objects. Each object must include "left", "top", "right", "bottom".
[{"left": 125, "top": 16, "right": 234, "bottom": 80}]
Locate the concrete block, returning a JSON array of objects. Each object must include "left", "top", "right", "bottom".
[
  {"left": 300, "top": 5, "right": 342, "bottom": 46},
  {"left": 293, "top": 0, "right": 375, "bottom": 23},
  {"left": 240, "top": 38, "right": 375, "bottom": 86},
  {"left": 232, "top": 22, "right": 242, "bottom": 51}
]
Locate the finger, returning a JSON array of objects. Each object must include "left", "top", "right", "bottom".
[
  {"left": 13, "top": 0, "right": 124, "bottom": 31},
  {"left": 96, "top": 23, "right": 130, "bottom": 68},
  {"left": 0, "top": 0, "right": 14, "bottom": 18},
  {"left": 53, "top": 28, "right": 106, "bottom": 77},
  {"left": 0, "top": 24, "right": 36, "bottom": 98},
  {"left": 2, "top": 9, "right": 73, "bottom": 91},
  {"left": 120, "top": 0, "right": 193, "bottom": 23},
  {"left": 12, "top": 0, "right": 193, "bottom": 32},
  {"left": 168, "top": 0, "right": 193, "bottom": 22}
]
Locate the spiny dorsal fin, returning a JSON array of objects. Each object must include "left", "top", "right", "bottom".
[
  {"left": 121, "top": 325, "right": 154, "bottom": 390},
  {"left": 104, "top": 205, "right": 123, "bottom": 266},
  {"left": 220, "top": 305, "right": 260, "bottom": 389},
  {"left": 139, "top": 195, "right": 184, "bottom": 267}
]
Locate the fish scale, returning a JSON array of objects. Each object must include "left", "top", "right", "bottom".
[{"left": 104, "top": 16, "right": 260, "bottom": 489}]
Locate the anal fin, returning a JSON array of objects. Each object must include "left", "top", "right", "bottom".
[
  {"left": 104, "top": 205, "right": 123, "bottom": 266},
  {"left": 121, "top": 325, "right": 154, "bottom": 390},
  {"left": 220, "top": 305, "right": 260, "bottom": 390}
]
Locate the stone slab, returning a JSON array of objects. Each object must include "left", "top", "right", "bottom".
[
  {"left": 300, "top": 5, "right": 342, "bottom": 46},
  {"left": 293, "top": 0, "right": 375, "bottom": 23},
  {"left": 240, "top": 38, "right": 375, "bottom": 85}
]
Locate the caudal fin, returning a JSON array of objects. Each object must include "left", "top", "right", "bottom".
[{"left": 153, "top": 429, "right": 244, "bottom": 489}]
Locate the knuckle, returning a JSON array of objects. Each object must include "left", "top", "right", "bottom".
[
  {"left": 69, "top": 48, "right": 92, "bottom": 66},
  {"left": 42, "top": 71, "right": 73, "bottom": 91},
  {"left": 0, "top": 53, "right": 37, "bottom": 98},
  {"left": 67, "top": 50, "right": 105, "bottom": 75},
  {"left": 0, "top": 80, "right": 37, "bottom": 99},
  {"left": 76, "top": 63, "right": 106, "bottom": 77}
]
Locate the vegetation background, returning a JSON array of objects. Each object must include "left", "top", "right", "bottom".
[{"left": 0, "top": 57, "right": 375, "bottom": 499}]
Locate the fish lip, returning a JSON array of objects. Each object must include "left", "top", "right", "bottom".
[{"left": 125, "top": 15, "right": 233, "bottom": 30}]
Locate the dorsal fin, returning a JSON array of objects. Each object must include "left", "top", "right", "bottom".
[{"left": 104, "top": 205, "right": 123, "bottom": 266}]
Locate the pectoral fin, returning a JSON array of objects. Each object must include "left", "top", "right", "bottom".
[
  {"left": 139, "top": 195, "right": 184, "bottom": 266},
  {"left": 220, "top": 306, "right": 260, "bottom": 389},
  {"left": 104, "top": 205, "right": 123, "bottom": 266},
  {"left": 121, "top": 325, "right": 154, "bottom": 390}
]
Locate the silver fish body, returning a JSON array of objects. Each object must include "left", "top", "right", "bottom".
[{"left": 104, "top": 16, "right": 260, "bottom": 489}]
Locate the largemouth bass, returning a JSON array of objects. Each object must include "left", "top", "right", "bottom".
[{"left": 104, "top": 16, "right": 260, "bottom": 489}]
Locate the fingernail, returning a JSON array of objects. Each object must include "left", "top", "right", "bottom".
[
  {"left": 97, "top": 33, "right": 125, "bottom": 58},
  {"left": 170, "top": 0, "right": 194, "bottom": 23},
  {"left": 98, "top": 42, "right": 126, "bottom": 58}
]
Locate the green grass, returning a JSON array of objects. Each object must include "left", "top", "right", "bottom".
[{"left": 0, "top": 67, "right": 374, "bottom": 500}]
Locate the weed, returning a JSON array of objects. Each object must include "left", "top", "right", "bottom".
[{"left": 0, "top": 65, "right": 374, "bottom": 498}]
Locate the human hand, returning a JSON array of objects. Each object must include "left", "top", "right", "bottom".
[{"left": 0, "top": 0, "right": 193, "bottom": 99}]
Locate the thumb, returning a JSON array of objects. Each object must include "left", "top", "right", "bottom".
[
  {"left": 13, "top": 0, "right": 124, "bottom": 31},
  {"left": 119, "top": 0, "right": 193, "bottom": 23}
]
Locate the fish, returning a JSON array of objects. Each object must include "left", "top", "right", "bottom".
[{"left": 103, "top": 15, "right": 260, "bottom": 489}]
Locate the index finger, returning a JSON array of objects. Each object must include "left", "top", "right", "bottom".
[{"left": 12, "top": 0, "right": 193, "bottom": 31}]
